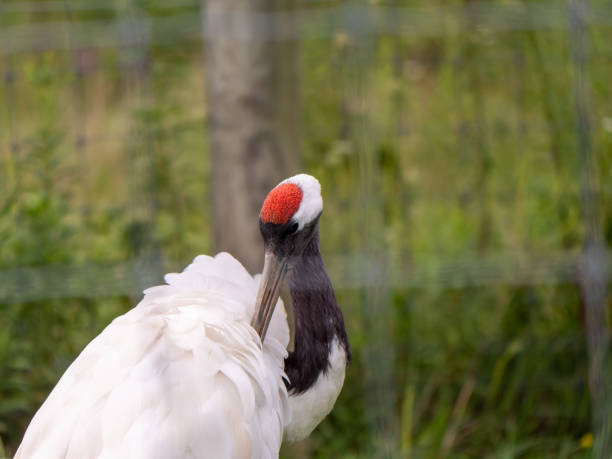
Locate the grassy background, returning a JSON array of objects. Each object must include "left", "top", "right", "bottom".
[{"left": 2, "top": 1, "right": 612, "bottom": 457}]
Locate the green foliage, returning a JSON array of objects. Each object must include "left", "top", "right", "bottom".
[{"left": 2, "top": 1, "right": 612, "bottom": 457}]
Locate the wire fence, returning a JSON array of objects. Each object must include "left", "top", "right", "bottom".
[
  {"left": 2, "top": 1, "right": 611, "bottom": 303},
  {"left": 0, "top": 249, "right": 598, "bottom": 304},
  {"left": 3, "top": 2, "right": 612, "bottom": 56},
  {"left": 1, "top": 0, "right": 611, "bottom": 456}
]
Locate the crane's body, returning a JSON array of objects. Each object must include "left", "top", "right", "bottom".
[
  {"left": 16, "top": 174, "right": 349, "bottom": 459},
  {"left": 16, "top": 253, "right": 290, "bottom": 458}
]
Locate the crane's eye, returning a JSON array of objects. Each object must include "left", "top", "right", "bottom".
[{"left": 286, "top": 222, "right": 299, "bottom": 235}]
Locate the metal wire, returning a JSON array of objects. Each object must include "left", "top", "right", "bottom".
[
  {"left": 569, "top": 0, "right": 611, "bottom": 456},
  {"left": 2, "top": 2, "right": 612, "bottom": 55}
]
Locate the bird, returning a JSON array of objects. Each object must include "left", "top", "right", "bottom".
[{"left": 15, "top": 173, "right": 350, "bottom": 459}]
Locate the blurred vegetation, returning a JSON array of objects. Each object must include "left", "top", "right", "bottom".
[{"left": 1, "top": 0, "right": 612, "bottom": 457}]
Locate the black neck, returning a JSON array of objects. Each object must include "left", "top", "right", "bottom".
[{"left": 284, "top": 230, "right": 350, "bottom": 394}]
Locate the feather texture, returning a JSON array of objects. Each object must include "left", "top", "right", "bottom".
[{"left": 16, "top": 253, "right": 290, "bottom": 459}]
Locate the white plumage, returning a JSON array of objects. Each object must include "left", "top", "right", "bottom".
[{"left": 16, "top": 252, "right": 291, "bottom": 459}]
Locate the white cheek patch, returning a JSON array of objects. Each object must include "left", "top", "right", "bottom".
[{"left": 281, "top": 174, "right": 323, "bottom": 230}]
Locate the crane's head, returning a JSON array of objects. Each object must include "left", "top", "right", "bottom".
[{"left": 251, "top": 174, "right": 323, "bottom": 340}]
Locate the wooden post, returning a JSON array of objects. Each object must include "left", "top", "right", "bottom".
[{"left": 203, "top": 1, "right": 301, "bottom": 274}]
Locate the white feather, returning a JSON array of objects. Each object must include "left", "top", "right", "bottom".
[
  {"left": 280, "top": 174, "right": 323, "bottom": 230},
  {"left": 15, "top": 252, "right": 289, "bottom": 459},
  {"left": 284, "top": 338, "right": 347, "bottom": 442}
]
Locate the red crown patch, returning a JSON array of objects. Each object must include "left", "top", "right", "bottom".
[{"left": 260, "top": 183, "right": 303, "bottom": 225}]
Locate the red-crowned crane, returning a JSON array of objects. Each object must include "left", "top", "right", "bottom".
[{"left": 15, "top": 174, "right": 350, "bottom": 459}]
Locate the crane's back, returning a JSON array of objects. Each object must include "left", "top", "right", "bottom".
[{"left": 16, "top": 253, "right": 290, "bottom": 459}]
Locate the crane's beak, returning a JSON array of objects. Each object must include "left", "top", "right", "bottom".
[{"left": 251, "top": 250, "right": 288, "bottom": 342}]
